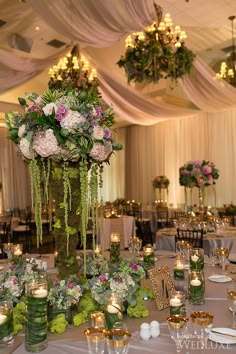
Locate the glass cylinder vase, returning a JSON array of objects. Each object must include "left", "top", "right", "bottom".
[
  {"left": 0, "top": 301, "right": 14, "bottom": 347},
  {"left": 190, "top": 248, "right": 204, "bottom": 271},
  {"left": 188, "top": 270, "right": 205, "bottom": 305},
  {"left": 104, "top": 294, "right": 123, "bottom": 330},
  {"left": 25, "top": 273, "right": 48, "bottom": 352},
  {"left": 110, "top": 233, "right": 120, "bottom": 264},
  {"left": 143, "top": 244, "right": 155, "bottom": 269}
]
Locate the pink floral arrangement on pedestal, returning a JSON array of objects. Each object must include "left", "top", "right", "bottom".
[{"left": 179, "top": 160, "right": 219, "bottom": 188}]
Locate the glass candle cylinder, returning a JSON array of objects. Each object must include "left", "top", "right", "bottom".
[
  {"left": 190, "top": 248, "right": 204, "bottom": 271},
  {"left": 94, "top": 244, "right": 102, "bottom": 255},
  {"left": 174, "top": 257, "right": 185, "bottom": 280},
  {"left": 25, "top": 274, "right": 48, "bottom": 352},
  {"left": 13, "top": 244, "right": 23, "bottom": 257},
  {"left": 0, "top": 301, "right": 14, "bottom": 346},
  {"left": 143, "top": 244, "right": 155, "bottom": 268},
  {"left": 188, "top": 270, "right": 205, "bottom": 305},
  {"left": 104, "top": 294, "right": 123, "bottom": 330},
  {"left": 169, "top": 291, "right": 185, "bottom": 316},
  {"left": 110, "top": 233, "right": 120, "bottom": 263}
]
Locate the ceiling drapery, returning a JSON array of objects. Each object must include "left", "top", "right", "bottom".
[{"left": 1, "top": 0, "right": 236, "bottom": 125}]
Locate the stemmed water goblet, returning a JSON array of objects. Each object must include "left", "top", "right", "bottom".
[
  {"left": 134, "top": 237, "right": 142, "bottom": 258},
  {"left": 216, "top": 247, "right": 229, "bottom": 273},
  {"left": 167, "top": 315, "right": 189, "bottom": 353},
  {"left": 227, "top": 286, "right": 236, "bottom": 329}
]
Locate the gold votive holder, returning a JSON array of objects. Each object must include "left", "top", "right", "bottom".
[
  {"left": 166, "top": 315, "right": 189, "bottom": 329},
  {"left": 216, "top": 247, "right": 229, "bottom": 257},
  {"left": 90, "top": 312, "right": 105, "bottom": 328},
  {"left": 190, "top": 311, "right": 214, "bottom": 327},
  {"left": 84, "top": 327, "right": 106, "bottom": 353},
  {"left": 104, "top": 329, "right": 131, "bottom": 350}
]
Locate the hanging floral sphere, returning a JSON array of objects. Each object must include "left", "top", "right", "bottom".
[
  {"left": 152, "top": 175, "right": 170, "bottom": 189},
  {"left": 179, "top": 160, "right": 219, "bottom": 188}
]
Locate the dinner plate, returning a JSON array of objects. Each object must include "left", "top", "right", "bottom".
[
  {"left": 208, "top": 327, "right": 236, "bottom": 344},
  {"left": 228, "top": 253, "right": 236, "bottom": 263},
  {"left": 208, "top": 275, "right": 232, "bottom": 283}
]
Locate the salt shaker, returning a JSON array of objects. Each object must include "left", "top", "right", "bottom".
[
  {"left": 140, "top": 322, "right": 151, "bottom": 340},
  {"left": 150, "top": 320, "right": 160, "bottom": 338}
]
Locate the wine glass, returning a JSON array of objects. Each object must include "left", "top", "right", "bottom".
[
  {"left": 216, "top": 247, "right": 229, "bottom": 273},
  {"left": 227, "top": 286, "right": 236, "bottom": 329},
  {"left": 167, "top": 315, "right": 188, "bottom": 353},
  {"left": 134, "top": 237, "right": 142, "bottom": 258},
  {"left": 128, "top": 237, "right": 135, "bottom": 255}
]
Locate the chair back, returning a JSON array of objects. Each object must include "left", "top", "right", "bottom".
[
  {"left": 156, "top": 207, "right": 169, "bottom": 229},
  {"left": 176, "top": 228, "right": 204, "bottom": 249}
]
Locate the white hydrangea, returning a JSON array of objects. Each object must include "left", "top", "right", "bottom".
[
  {"left": 60, "top": 110, "right": 86, "bottom": 133},
  {"left": 89, "top": 142, "right": 113, "bottom": 162},
  {"left": 19, "top": 137, "right": 35, "bottom": 159},
  {"left": 18, "top": 124, "right": 26, "bottom": 138},
  {"left": 33, "top": 129, "right": 60, "bottom": 157},
  {"left": 42, "top": 102, "right": 57, "bottom": 116},
  {"left": 92, "top": 125, "right": 104, "bottom": 140}
]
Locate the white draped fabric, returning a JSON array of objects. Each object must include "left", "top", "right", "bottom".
[
  {"left": 1, "top": 0, "right": 236, "bottom": 209},
  {"left": 29, "top": 0, "right": 156, "bottom": 48}
]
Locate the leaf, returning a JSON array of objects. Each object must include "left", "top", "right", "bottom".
[{"left": 18, "top": 97, "right": 26, "bottom": 106}]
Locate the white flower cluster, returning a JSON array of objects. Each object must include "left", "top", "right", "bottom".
[{"left": 60, "top": 110, "right": 86, "bottom": 133}]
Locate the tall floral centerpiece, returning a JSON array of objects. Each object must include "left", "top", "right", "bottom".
[
  {"left": 5, "top": 89, "right": 122, "bottom": 277},
  {"left": 179, "top": 160, "right": 219, "bottom": 211},
  {"left": 152, "top": 175, "right": 170, "bottom": 205}
]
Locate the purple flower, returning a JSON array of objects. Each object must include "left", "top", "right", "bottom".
[
  {"left": 115, "top": 278, "right": 122, "bottom": 284},
  {"left": 55, "top": 104, "right": 68, "bottom": 121},
  {"left": 129, "top": 262, "right": 138, "bottom": 271},
  {"left": 96, "top": 107, "right": 103, "bottom": 118},
  {"left": 202, "top": 165, "right": 212, "bottom": 175},
  {"left": 98, "top": 274, "right": 106, "bottom": 281},
  {"left": 103, "top": 127, "right": 112, "bottom": 140}
]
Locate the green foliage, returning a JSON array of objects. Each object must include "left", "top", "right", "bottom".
[
  {"left": 73, "top": 311, "right": 87, "bottom": 327},
  {"left": 117, "top": 24, "right": 195, "bottom": 85},
  {"left": 13, "top": 300, "right": 26, "bottom": 335},
  {"left": 48, "top": 314, "right": 68, "bottom": 333}
]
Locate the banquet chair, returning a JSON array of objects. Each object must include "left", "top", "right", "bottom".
[
  {"left": 12, "top": 209, "right": 32, "bottom": 253},
  {"left": 136, "top": 219, "right": 153, "bottom": 246},
  {"left": 156, "top": 207, "right": 169, "bottom": 229},
  {"left": 175, "top": 228, "right": 204, "bottom": 249},
  {"left": 0, "top": 221, "right": 9, "bottom": 243}
]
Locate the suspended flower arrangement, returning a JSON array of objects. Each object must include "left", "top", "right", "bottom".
[
  {"left": 117, "top": 4, "right": 195, "bottom": 85},
  {"left": 5, "top": 89, "right": 122, "bottom": 277}
]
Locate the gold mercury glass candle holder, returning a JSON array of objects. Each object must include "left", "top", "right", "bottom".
[
  {"left": 104, "top": 328, "right": 131, "bottom": 354},
  {"left": 216, "top": 247, "right": 229, "bottom": 271},
  {"left": 90, "top": 312, "right": 105, "bottom": 328}
]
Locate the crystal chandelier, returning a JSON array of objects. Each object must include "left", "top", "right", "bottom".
[
  {"left": 48, "top": 45, "right": 99, "bottom": 94},
  {"left": 215, "top": 16, "right": 236, "bottom": 87},
  {"left": 117, "top": 4, "right": 195, "bottom": 85}
]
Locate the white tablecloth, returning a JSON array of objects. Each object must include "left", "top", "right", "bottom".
[
  {"left": 97, "top": 216, "right": 135, "bottom": 249},
  {"left": 156, "top": 227, "right": 236, "bottom": 255}
]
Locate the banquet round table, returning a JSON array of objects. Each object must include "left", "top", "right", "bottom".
[{"left": 1, "top": 250, "right": 236, "bottom": 354}]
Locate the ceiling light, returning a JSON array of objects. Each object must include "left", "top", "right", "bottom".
[
  {"left": 215, "top": 16, "right": 236, "bottom": 87},
  {"left": 117, "top": 3, "right": 195, "bottom": 85},
  {"left": 48, "top": 45, "right": 99, "bottom": 94}
]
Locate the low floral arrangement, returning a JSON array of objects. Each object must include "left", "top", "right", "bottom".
[
  {"left": 89, "top": 260, "right": 146, "bottom": 306},
  {"left": 152, "top": 175, "right": 170, "bottom": 189},
  {"left": 48, "top": 277, "right": 83, "bottom": 310},
  {"left": 179, "top": 160, "right": 219, "bottom": 188}
]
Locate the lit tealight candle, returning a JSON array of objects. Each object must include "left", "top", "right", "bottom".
[
  {"left": 175, "top": 261, "right": 184, "bottom": 270},
  {"left": 0, "top": 314, "right": 7, "bottom": 325},
  {"left": 169, "top": 298, "right": 182, "bottom": 307},
  {"left": 191, "top": 255, "right": 199, "bottom": 262},
  {"left": 110, "top": 233, "right": 120, "bottom": 243},
  {"left": 107, "top": 303, "right": 120, "bottom": 314},
  {"left": 33, "top": 287, "right": 48, "bottom": 298},
  {"left": 94, "top": 245, "right": 101, "bottom": 255},
  {"left": 14, "top": 248, "right": 23, "bottom": 256},
  {"left": 190, "top": 279, "right": 201, "bottom": 287}
]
